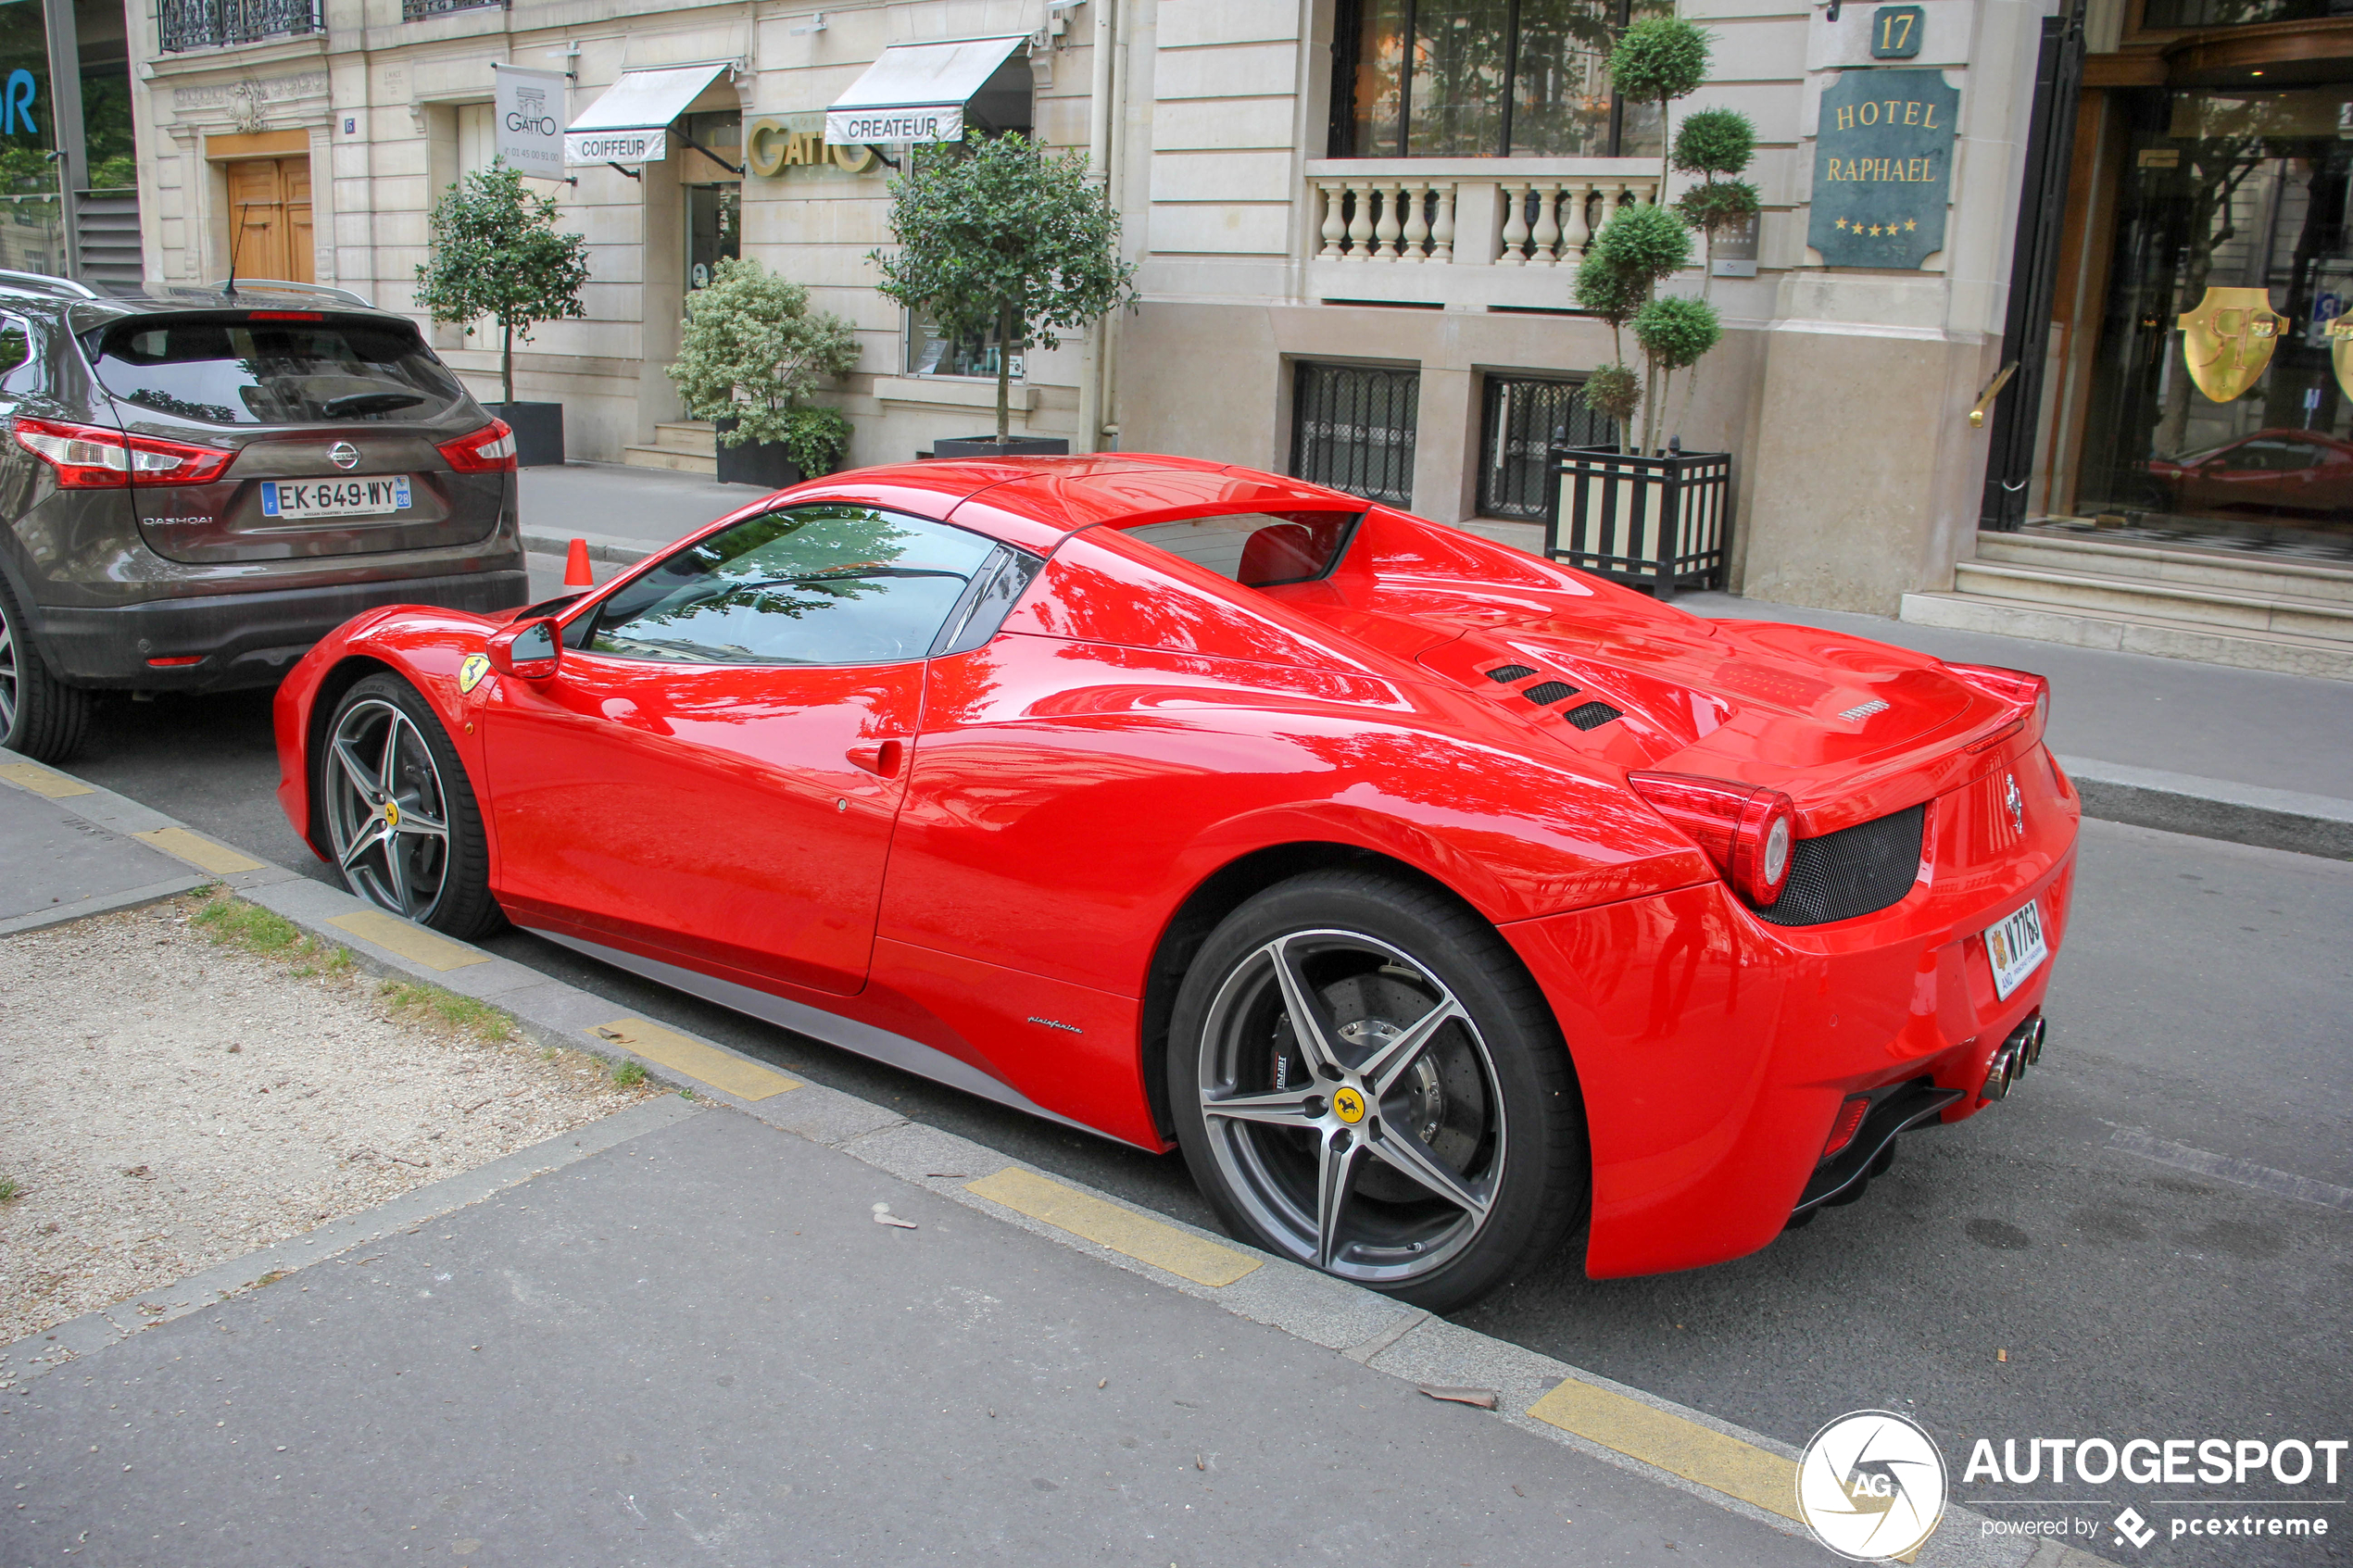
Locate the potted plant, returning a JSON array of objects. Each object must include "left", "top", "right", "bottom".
[
  {"left": 1548, "top": 20, "right": 1739, "bottom": 598},
  {"left": 868, "top": 134, "right": 1136, "bottom": 457},
  {"left": 667, "top": 257, "right": 861, "bottom": 487},
  {"left": 413, "top": 162, "right": 590, "bottom": 466}
]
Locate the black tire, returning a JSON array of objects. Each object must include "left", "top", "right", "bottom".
[
  {"left": 317, "top": 672, "right": 503, "bottom": 940},
  {"left": 1167, "top": 870, "right": 1589, "bottom": 1313},
  {"left": 0, "top": 572, "right": 93, "bottom": 764}
]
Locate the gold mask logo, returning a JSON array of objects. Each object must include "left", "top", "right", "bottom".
[{"left": 2177, "top": 286, "right": 2283, "bottom": 404}]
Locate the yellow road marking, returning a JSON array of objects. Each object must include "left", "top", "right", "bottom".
[
  {"left": 327, "top": 910, "right": 489, "bottom": 972},
  {"left": 132, "top": 827, "right": 264, "bottom": 875},
  {"left": 590, "top": 1018, "right": 799, "bottom": 1101},
  {"left": 965, "top": 1167, "right": 1262, "bottom": 1287},
  {"left": 0, "top": 761, "right": 93, "bottom": 798},
  {"left": 1528, "top": 1376, "right": 1802, "bottom": 1524}
]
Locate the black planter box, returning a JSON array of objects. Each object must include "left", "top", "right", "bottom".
[
  {"left": 929, "top": 435, "right": 1070, "bottom": 460},
  {"left": 484, "top": 400, "right": 564, "bottom": 467},
  {"left": 712, "top": 419, "right": 804, "bottom": 489},
  {"left": 1543, "top": 445, "right": 1733, "bottom": 600}
]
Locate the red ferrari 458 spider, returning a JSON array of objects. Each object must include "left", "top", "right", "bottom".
[{"left": 274, "top": 455, "right": 2077, "bottom": 1310}]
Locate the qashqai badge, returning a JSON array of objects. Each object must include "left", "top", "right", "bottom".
[
  {"left": 1795, "top": 1409, "right": 1947, "bottom": 1562},
  {"left": 328, "top": 442, "right": 361, "bottom": 470}
]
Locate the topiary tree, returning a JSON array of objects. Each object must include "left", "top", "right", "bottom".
[
  {"left": 1610, "top": 17, "right": 1711, "bottom": 197},
  {"left": 868, "top": 134, "right": 1137, "bottom": 446},
  {"left": 1576, "top": 202, "right": 1692, "bottom": 456},
  {"left": 1634, "top": 294, "right": 1721, "bottom": 453},
  {"left": 1670, "top": 107, "right": 1760, "bottom": 304},
  {"left": 667, "top": 257, "right": 861, "bottom": 474},
  {"left": 413, "top": 162, "right": 591, "bottom": 407}
]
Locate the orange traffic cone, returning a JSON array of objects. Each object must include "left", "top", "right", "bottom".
[{"left": 563, "top": 538, "right": 593, "bottom": 587}]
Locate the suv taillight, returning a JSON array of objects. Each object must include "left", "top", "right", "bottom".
[
  {"left": 437, "top": 419, "right": 517, "bottom": 473},
  {"left": 1627, "top": 771, "right": 1797, "bottom": 908},
  {"left": 12, "top": 417, "right": 236, "bottom": 488}
]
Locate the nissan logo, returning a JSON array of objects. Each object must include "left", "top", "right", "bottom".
[{"left": 328, "top": 442, "right": 360, "bottom": 470}]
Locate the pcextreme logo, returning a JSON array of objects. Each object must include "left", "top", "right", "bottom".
[{"left": 1796, "top": 1410, "right": 1949, "bottom": 1562}]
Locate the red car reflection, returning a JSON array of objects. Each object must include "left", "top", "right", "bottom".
[
  {"left": 2147, "top": 428, "right": 2353, "bottom": 518},
  {"left": 272, "top": 456, "right": 2078, "bottom": 1310}
]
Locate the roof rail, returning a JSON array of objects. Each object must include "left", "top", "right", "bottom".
[
  {"left": 0, "top": 269, "right": 102, "bottom": 300},
  {"left": 206, "top": 279, "right": 373, "bottom": 307}
]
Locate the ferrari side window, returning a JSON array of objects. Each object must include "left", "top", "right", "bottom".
[
  {"left": 1121, "top": 510, "right": 1361, "bottom": 588},
  {"left": 586, "top": 504, "right": 998, "bottom": 667}
]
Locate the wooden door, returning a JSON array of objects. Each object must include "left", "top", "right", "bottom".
[{"left": 225, "top": 157, "right": 313, "bottom": 284}]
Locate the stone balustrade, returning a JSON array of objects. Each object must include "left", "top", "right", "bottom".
[{"left": 1303, "top": 161, "right": 1665, "bottom": 270}]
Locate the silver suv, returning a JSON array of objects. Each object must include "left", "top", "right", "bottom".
[{"left": 0, "top": 273, "right": 527, "bottom": 761}]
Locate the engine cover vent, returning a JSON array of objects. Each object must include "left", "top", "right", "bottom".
[
  {"left": 1522, "top": 681, "right": 1579, "bottom": 706},
  {"left": 1485, "top": 664, "right": 1538, "bottom": 684},
  {"left": 1563, "top": 701, "right": 1622, "bottom": 731}
]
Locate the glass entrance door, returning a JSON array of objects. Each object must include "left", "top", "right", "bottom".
[
  {"left": 2076, "top": 86, "right": 2353, "bottom": 551},
  {"left": 686, "top": 182, "right": 738, "bottom": 292}
]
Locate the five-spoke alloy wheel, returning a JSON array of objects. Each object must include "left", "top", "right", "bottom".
[
  {"left": 320, "top": 673, "right": 499, "bottom": 938},
  {"left": 1170, "top": 872, "right": 1587, "bottom": 1311}
]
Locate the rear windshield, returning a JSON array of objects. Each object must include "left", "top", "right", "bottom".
[
  {"left": 86, "top": 314, "right": 467, "bottom": 426},
  {"left": 1120, "top": 511, "right": 1360, "bottom": 588}
]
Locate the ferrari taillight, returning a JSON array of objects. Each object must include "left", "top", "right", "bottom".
[
  {"left": 12, "top": 417, "right": 236, "bottom": 488},
  {"left": 1627, "top": 771, "right": 1796, "bottom": 908},
  {"left": 437, "top": 419, "right": 517, "bottom": 473},
  {"left": 1944, "top": 662, "right": 2050, "bottom": 737}
]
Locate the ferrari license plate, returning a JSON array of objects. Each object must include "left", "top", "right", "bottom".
[
  {"left": 1984, "top": 898, "right": 2049, "bottom": 1000},
  {"left": 260, "top": 475, "right": 411, "bottom": 520}
]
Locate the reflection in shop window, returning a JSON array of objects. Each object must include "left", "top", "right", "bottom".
[
  {"left": 2074, "top": 84, "right": 2353, "bottom": 553},
  {"left": 906, "top": 308, "right": 1023, "bottom": 381},
  {"left": 1331, "top": 0, "right": 1665, "bottom": 159}
]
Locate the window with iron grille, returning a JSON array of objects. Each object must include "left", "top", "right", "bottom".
[
  {"left": 1478, "top": 374, "right": 1612, "bottom": 521},
  {"left": 160, "top": 0, "right": 322, "bottom": 51},
  {"left": 1291, "top": 361, "right": 1419, "bottom": 508},
  {"left": 1327, "top": 0, "right": 1671, "bottom": 159}
]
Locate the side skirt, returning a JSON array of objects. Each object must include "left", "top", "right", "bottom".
[{"left": 523, "top": 923, "right": 1124, "bottom": 1145}]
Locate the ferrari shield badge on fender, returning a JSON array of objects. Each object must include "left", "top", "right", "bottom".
[
  {"left": 459, "top": 652, "right": 492, "bottom": 694},
  {"left": 2177, "top": 286, "right": 2283, "bottom": 403}
]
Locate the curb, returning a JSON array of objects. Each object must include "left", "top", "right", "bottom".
[
  {"left": 520, "top": 527, "right": 660, "bottom": 567},
  {"left": 0, "top": 750, "right": 2106, "bottom": 1568},
  {"left": 2056, "top": 755, "right": 2353, "bottom": 861}
]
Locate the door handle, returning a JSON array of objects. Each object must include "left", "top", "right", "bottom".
[{"left": 847, "top": 738, "right": 904, "bottom": 777}]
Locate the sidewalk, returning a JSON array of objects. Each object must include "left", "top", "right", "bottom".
[
  {"left": 519, "top": 461, "right": 2352, "bottom": 859},
  {"left": 0, "top": 755, "right": 2096, "bottom": 1568}
]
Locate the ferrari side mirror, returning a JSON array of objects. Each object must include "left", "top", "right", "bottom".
[{"left": 487, "top": 617, "right": 561, "bottom": 680}]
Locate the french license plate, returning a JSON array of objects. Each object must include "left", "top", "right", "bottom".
[
  {"left": 260, "top": 475, "right": 411, "bottom": 520},
  {"left": 1983, "top": 898, "right": 2049, "bottom": 1000}
]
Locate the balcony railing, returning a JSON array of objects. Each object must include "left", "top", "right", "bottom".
[
  {"left": 1304, "top": 159, "right": 1663, "bottom": 270},
  {"left": 401, "top": 0, "right": 506, "bottom": 20},
  {"left": 159, "top": 0, "right": 321, "bottom": 52}
]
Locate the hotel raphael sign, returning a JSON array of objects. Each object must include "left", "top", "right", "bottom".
[{"left": 1807, "top": 69, "right": 1959, "bottom": 270}]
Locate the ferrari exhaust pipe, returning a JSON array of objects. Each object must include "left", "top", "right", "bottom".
[{"left": 1980, "top": 1011, "right": 2045, "bottom": 1103}]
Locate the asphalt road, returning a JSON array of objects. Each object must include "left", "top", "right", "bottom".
[{"left": 53, "top": 664, "right": 2353, "bottom": 1567}]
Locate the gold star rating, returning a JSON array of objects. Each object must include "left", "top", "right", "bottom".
[
  {"left": 1904, "top": 219, "right": 1917, "bottom": 232},
  {"left": 1835, "top": 218, "right": 1850, "bottom": 231}
]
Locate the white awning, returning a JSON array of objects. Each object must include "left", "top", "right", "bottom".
[
  {"left": 564, "top": 63, "right": 733, "bottom": 167},
  {"left": 824, "top": 35, "right": 1027, "bottom": 145}
]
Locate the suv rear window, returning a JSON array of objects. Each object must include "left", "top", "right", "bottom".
[
  {"left": 1120, "top": 511, "right": 1360, "bottom": 588},
  {"left": 87, "top": 314, "right": 467, "bottom": 426}
]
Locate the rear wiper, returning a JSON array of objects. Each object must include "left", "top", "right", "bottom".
[{"left": 321, "top": 391, "right": 427, "bottom": 419}]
